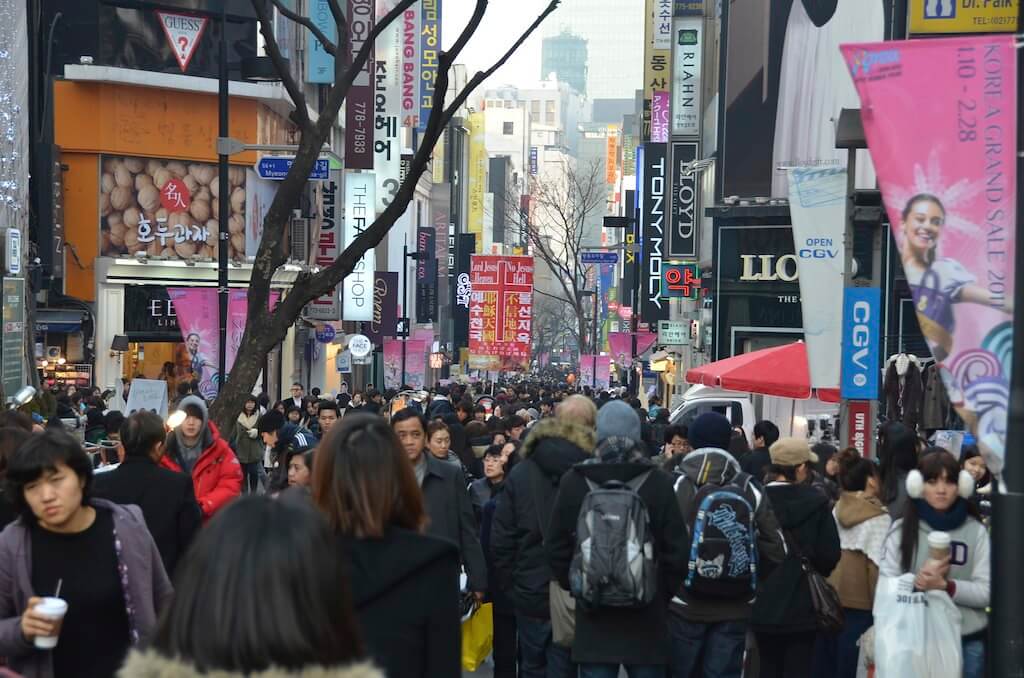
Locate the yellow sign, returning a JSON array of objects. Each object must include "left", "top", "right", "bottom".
[
  {"left": 467, "top": 112, "right": 486, "bottom": 253},
  {"left": 643, "top": 0, "right": 670, "bottom": 142},
  {"left": 908, "top": 0, "right": 1017, "bottom": 34},
  {"left": 605, "top": 127, "right": 619, "bottom": 185}
]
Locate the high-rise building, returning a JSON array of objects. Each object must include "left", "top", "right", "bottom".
[
  {"left": 542, "top": 0, "right": 644, "bottom": 101},
  {"left": 541, "top": 31, "right": 588, "bottom": 96}
]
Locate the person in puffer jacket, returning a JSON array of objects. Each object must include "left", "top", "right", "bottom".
[{"left": 813, "top": 450, "right": 890, "bottom": 678}]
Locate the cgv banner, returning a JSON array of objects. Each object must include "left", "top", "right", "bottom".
[
  {"left": 788, "top": 166, "right": 846, "bottom": 391},
  {"left": 842, "top": 36, "right": 1017, "bottom": 472}
]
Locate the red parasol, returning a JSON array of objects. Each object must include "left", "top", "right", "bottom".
[{"left": 685, "top": 342, "right": 840, "bottom": 403}]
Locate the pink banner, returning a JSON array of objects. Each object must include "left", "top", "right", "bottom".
[
  {"left": 580, "top": 355, "right": 611, "bottom": 390},
  {"left": 608, "top": 331, "right": 659, "bottom": 368},
  {"left": 842, "top": 36, "right": 1017, "bottom": 471},
  {"left": 168, "top": 288, "right": 220, "bottom": 400},
  {"left": 651, "top": 91, "right": 670, "bottom": 144},
  {"left": 383, "top": 339, "right": 427, "bottom": 390}
]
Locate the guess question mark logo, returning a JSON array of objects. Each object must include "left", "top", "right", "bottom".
[{"left": 178, "top": 36, "right": 188, "bottom": 56}]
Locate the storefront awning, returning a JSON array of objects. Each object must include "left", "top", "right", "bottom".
[{"left": 35, "top": 309, "right": 85, "bottom": 334}]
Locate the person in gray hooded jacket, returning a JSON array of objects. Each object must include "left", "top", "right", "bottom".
[{"left": 668, "top": 412, "right": 787, "bottom": 678}]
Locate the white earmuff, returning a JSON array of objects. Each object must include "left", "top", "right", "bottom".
[
  {"left": 906, "top": 469, "right": 924, "bottom": 499},
  {"left": 958, "top": 470, "right": 975, "bottom": 499}
]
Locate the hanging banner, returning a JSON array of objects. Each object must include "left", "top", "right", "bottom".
[
  {"left": 608, "top": 331, "right": 658, "bottom": 369},
  {"left": 640, "top": 143, "right": 670, "bottom": 324},
  {"left": 308, "top": 175, "right": 342, "bottom": 320},
  {"left": 383, "top": 338, "right": 427, "bottom": 389},
  {"left": 346, "top": 0, "right": 375, "bottom": 170},
  {"left": 672, "top": 16, "right": 702, "bottom": 137},
  {"left": 788, "top": 166, "right": 846, "bottom": 390},
  {"left": 452, "top": 233, "right": 475, "bottom": 350},
  {"left": 306, "top": 0, "right": 337, "bottom": 83},
  {"left": 225, "top": 289, "right": 250, "bottom": 376},
  {"left": 415, "top": 226, "right": 438, "bottom": 323},
  {"left": 401, "top": 4, "right": 421, "bottom": 128},
  {"left": 374, "top": 1, "right": 402, "bottom": 213},
  {"left": 167, "top": 288, "right": 220, "bottom": 400},
  {"left": 343, "top": 172, "right": 376, "bottom": 321},
  {"left": 651, "top": 91, "right": 670, "bottom": 143},
  {"left": 642, "top": 0, "right": 671, "bottom": 141},
  {"left": 842, "top": 36, "right": 1017, "bottom": 472},
  {"left": 467, "top": 112, "right": 486, "bottom": 252},
  {"left": 605, "top": 129, "right": 618, "bottom": 185},
  {"left": 580, "top": 355, "right": 612, "bottom": 390},
  {"left": 468, "top": 255, "right": 534, "bottom": 361},
  {"left": 669, "top": 140, "right": 699, "bottom": 258},
  {"left": 418, "top": 0, "right": 441, "bottom": 131},
  {"left": 366, "top": 271, "right": 399, "bottom": 345},
  {"left": 908, "top": 0, "right": 1018, "bottom": 35}
]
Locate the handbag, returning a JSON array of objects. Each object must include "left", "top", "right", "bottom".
[
  {"left": 784, "top": 529, "right": 844, "bottom": 633},
  {"left": 530, "top": 460, "right": 575, "bottom": 647}
]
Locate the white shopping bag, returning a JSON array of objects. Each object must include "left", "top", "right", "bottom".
[{"left": 873, "top": 574, "right": 962, "bottom": 678}]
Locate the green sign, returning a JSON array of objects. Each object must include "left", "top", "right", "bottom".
[{"left": 1, "top": 278, "right": 25, "bottom": 400}]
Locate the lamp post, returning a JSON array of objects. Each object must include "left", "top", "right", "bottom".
[
  {"left": 602, "top": 212, "right": 642, "bottom": 395},
  {"left": 401, "top": 241, "right": 423, "bottom": 387},
  {"left": 579, "top": 290, "right": 598, "bottom": 388}
]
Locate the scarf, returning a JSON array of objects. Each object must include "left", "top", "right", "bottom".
[
  {"left": 237, "top": 411, "right": 259, "bottom": 429},
  {"left": 914, "top": 497, "right": 969, "bottom": 531}
]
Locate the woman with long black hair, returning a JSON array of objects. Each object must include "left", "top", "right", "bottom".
[{"left": 877, "top": 422, "right": 919, "bottom": 520}]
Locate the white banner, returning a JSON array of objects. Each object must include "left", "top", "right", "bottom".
[
  {"left": 671, "top": 17, "right": 702, "bottom": 137},
  {"left": 788, "top": 166, "right": 846, "bottom": 390},
  {"left": 375, "top": 1, "right": 402, "bottom": 213},
  {"left": 343, "top": 172, "right": 376, "bottom": 321}
]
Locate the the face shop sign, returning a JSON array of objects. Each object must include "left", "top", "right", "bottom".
[{"left": 738, "top": 254, "right": 799, "bottom": 282}]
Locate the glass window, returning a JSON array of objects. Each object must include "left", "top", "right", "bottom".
[{"left": 503, "top": 121, "right": 514, "bottom": 135}]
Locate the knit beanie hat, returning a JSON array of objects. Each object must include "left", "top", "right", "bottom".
[
  {"left": 689, "top": 412, "right": 732, "bottom": 451},
  {"left": 596, "top": 400, "right": 642, "bottom": 445}
]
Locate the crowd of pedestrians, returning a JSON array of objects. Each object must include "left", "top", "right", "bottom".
[{"left": 0, "top": 378, "right": 992, "bottom": 677}]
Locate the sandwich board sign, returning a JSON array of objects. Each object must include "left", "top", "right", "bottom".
[{"left": 125, "top": 379, "right": 169, "bottom": 418}]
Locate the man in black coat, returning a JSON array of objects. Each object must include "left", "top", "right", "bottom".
[
  {"left": 92, "top": 411, "right": 202, "bottom": 578},
  {"left": 391, "top": 408, "right": 487, "bottom": 596},
  {"left": 740, "top": 420, "right": 781, "bottom": 482},
  {"left": 491, "top": 401, "right": 597, "bottom": 678},
  {"left": 546, "top": 401, "right": 689, "bottom": 675}
]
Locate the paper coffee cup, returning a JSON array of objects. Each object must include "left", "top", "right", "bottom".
[
  {"left": 927, "top": 531, "right": 951, "bottom": 561},
  {"left": 33, "top": 597, "right": 68, "bottom": 649}
]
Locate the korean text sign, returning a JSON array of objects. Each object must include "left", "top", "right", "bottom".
[{"left": 468, "top": 255, "right": 533, "bottom": 360}]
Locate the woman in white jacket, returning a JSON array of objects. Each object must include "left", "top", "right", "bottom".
[{"left": 878, "top": 448, "right": 990, "bottom": 678}]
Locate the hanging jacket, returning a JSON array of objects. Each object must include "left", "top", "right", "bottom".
[{"left": 162, "top": 422, "right": 242, "bottom": 520}]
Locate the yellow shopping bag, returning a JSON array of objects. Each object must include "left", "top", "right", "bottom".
[{"left": 461, "top": 602, "right": 494, "bottom": 672}]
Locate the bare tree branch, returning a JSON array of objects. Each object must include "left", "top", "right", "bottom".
[
  {"left": 254, "top": 1, "right": 312, "bottom": 129},
  {"left": 267, "top": 0, "right": 336, "bottom": 55}
]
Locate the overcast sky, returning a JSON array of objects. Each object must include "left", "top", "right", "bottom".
[{"left": 440, "top": 0, "right": 554, "bottom": 88}]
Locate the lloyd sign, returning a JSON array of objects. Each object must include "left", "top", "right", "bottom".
[
  {"left": 840, "top": 287, "right": 881, "bottom": 400},
  {"left": 669, "top": 141, "right": 699, "bottom": 258}
]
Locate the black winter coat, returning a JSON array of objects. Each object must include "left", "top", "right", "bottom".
[
  {"left": 92, "top": 455, "right": 202, "bottom": 578},
  {"left": 752, "top": 482, "right": 841, "bottom": 634},
  {"left": 420, "top": 453, "right": 488, "bottom": 592},
  {"left": 342, "top": 528, "right": 461, "bottom": 678},
  {"left": 741, "top": 446, "right": 772, "bottom": 484},
  {"left": 547, "top": 451, "right": 689, "bottom": 666},
  {"left": 491, "top": 418, "right": 594, "bottom": 618}
]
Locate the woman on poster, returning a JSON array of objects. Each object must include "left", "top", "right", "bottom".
[{"left": 900, "top": 194, "right": 1012, "bottom": 362}]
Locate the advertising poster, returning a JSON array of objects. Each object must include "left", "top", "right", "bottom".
[
  {"left": 346, "top": 0, "right": 375, "bottom": 170},
  {"left": 401, "top": 4, "right": 421, "bottom": 128},
  {"left": 467, "top": 112, "right": 486, "bottom": 252},
  {"left": 418, "top": 0, "right": 441, "bottom": 131},
  {"left": 640, "top": 143, "right": 670, "bottom": 324},
  {"left": 308, "top": 175, "right": 341, "bottom": 320},
  {"left": 343, "top": 172, "right": 376, "bottom": 321},
  {"left": 608, "top": 331, "right": 658, "bottom": 369},
  {"left": 468, "top": 256, "right": 534, "bottom": 361},
  {"left": 580, "top": 355, "right": 612, "bottom": 389},
  {"left": 383, "top": 338, "right": 426, "bottom": 389},
  {"left": 306, "top": 0, "right": 337, "bottom": 83},
  {"left": 167, "top": 288, "right": 220, "bottom": 400},
  {"left": 100, "top": 155, "right": 245, "bottom": 261},
  {"left": 842, "top": 36, "right": 1017, "bottom": 471},
  {"left": 788, "top": 166, "right": 846, "bottom": 390},
  {"left": 374, "top": 1, "right": 402, "bottom": 213},
  {"left": 719, "top": 0, "right": 886, "bottom": 198}
]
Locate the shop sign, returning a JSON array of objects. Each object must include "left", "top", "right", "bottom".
[
  {"left": 643, "top": 0, "right": 671, "bottom": 141},
  {"left": 908, "top": 0, "right": 1018, "bottom": 34},
  {"left": 468, "top": 255, "right": 533, "bottom": 361},
  {"left": 366, "top": 272, "right": 398, "bottom": 345},
  {"left": 669, "top": 140, "right": 699, "bottom": 258},
  {"left": 306, "top": 0, "right": 337, "bottom": 84},
  {"left": 418, "top": 0, "right": 440, "bottom": 131},
  {"left": 1, "top": 278, "right": 25, "bottom": 399},
  {"left": 401, "top": 4, "right": 421, "bottom": 127},
  {"left": 467, "top": 113, "right": 486, "bottom": 251},
  {"left": 674, "top": 0, "right": 703, "bottom": 16},
  {"left": 651, "top": 92, "right": 670, "bottom": 143},
  {"left": 155, "top": 11, "right": 208, "bottom": 73},
  {"left": 739, "top": 254, "right": 799, "bottom": 282},
  {"left": 308, "top": 176, "right": 342, "bottom": 321},
  {"left": 315, "top": 325, "right": 337, "bottom": 343},
  {"left": 640, "top": 143, "right": 670, "bottom": 323},
  {"left": 99, "top": 155, "right": 247, "bottom": 262},
  {"left": 846, "top": 400, "right": 874, "bottom": 459},
  {"left": 336, "top": 349, "right": 353, "bottom": 373},
  {"left": 349, "top": 333, "right": 373, "bottom": 358},
  {"left": 375, "top": 2, "right": 402, "bottom": 213},
  {"left": 452, "top": 233, "right": 475, "bottom": 350},
  {"left": 342, "top": 172, "right": 376, "bottom": 321},
  {"left": 529, "top": 147, "right": 538, "bottom": 176},
  {"left": 671, "top": 17, "right": 702, "bottom": 137},
  {"left": 661, "top": 262, "right": 700, "bottom": 299},
  {"left": 346, "top": 0, "right": 375, "bottom": 170},
  {"left": 840, "top": 287, "right": 881, "bottom": 401},
  {"left": 416, "top": 227, "right": 438, "bottom": 323},
  {"left": 658, "top": 320, "right": 689, "bottom": 346},
  {"left": 124, "top": 285, "right": 181, "bottom": 340},
  {"left": 4, "top": 229, "right": 21, "bottom": 276}
]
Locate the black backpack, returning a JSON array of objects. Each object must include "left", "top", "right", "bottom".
[
  {"left": 676, "top": 471, "right": 759, "bottom": 599},
  {"left": 569, "top": 470, "right": 658, "bottom": 609}
]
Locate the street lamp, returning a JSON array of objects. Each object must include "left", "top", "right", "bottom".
[
  {"left": 401, "top": 242, "right": 423, "bottom": 387},
  {"left": 602, "top": 212, "right": 642, "bottom": 395}
]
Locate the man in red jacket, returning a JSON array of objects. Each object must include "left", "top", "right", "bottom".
[{"left": 162, "top": 395, "right": 242, "bottom": 520}]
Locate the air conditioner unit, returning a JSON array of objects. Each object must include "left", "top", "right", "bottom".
[{"left": 289, "top": 217, "right": 310, "bottom": 263}]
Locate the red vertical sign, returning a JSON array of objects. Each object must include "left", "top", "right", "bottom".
[
  {"left": 346, "top": 0, "right": 375, "bottom": 169},
  {"left": 846, "top": 401, "right": 874, "bottom": 460},
  {"left": 469, "top": 256, "right": 533, "bottom": 361}
]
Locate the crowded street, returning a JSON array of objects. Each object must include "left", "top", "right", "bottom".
[{"left": 0, "top": 0, "right": 1020, "bottom": 676}]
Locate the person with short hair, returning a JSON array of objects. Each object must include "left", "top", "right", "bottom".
[
  {"left": 288, "top": 383, "right": 304, "bottom": 409},
  {"left": 0, "top": 431, "right": 172, "bottom": 678},
  {"left": 314, "top": 414, "right": 460, "bottom": 678},
  {"left": 317, "top": 400, "right": 341, "bottom": 436},
  {"left": 121, "top": 496, "right": 380, "bottom": 678},
  {"left": 93, "top": 411, "right": 201, "bottom": 577},
  {"left": 257, "top": 409, "right": 318, "bottom": 493},
  {"left": 740, "top": 420, "right": 782, "bottom": 481}
]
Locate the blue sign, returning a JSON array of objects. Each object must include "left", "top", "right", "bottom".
[
  {"left": 581, "top": 251, "right": 619, "bottom": 265},
  {"left": 529, "top": 147, "right": 538, "bottom": 176},
  {"left": 315, "top": 325, "right": 337, "bottom": 343},
  {"left": 306, "top": 0, "right": 337, "bottom": 83},
  {"left": 255, "top": 157, "right": 330, "bottom": 181},
  {"left": 840, "top": 287, "right": 881, "bottom": 400}
]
